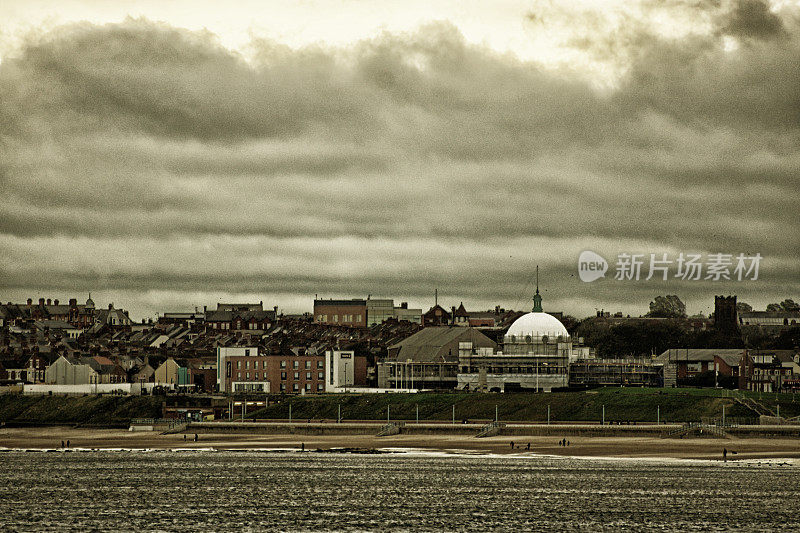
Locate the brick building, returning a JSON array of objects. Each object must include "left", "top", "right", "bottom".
[
  {"left": 223, "top": 352, "right": 327, "bottom": 393},
  {"left": 313, "top": 299, "right": 367, "bottom": 328}
]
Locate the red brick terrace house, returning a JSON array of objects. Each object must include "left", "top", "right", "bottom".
[{"left": 657, "top": 348, "right": 744, "bottom": 387}]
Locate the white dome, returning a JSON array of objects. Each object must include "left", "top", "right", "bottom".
[{"left": 506, "top": 312, "right": 569, "bottom": 340}]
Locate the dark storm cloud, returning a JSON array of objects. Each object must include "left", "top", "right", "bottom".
[
  {"left": 721, "top": 0, "right": 786, "bottom": 40},
  {"left": 1, "top": 9, "right": 799, "bottom": 319}
]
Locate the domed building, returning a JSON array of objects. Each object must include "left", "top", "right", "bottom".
[{"left": 457, "top": 273, "right": 577, "bottom": 392}]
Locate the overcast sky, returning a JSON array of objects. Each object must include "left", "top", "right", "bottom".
[{"left": 1, "top": 0, "right": 798, "bottom": 321}]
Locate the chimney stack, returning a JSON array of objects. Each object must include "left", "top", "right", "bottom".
[
  {"left": 39, "top": 298, "right": 45, "bottom": 306},
  {"left": 27, "top": 298, "right": 32, "bottom": 305},
  {"left": 54, "top": 299, "right": 59, "bottom": 306},
  {"left": 46, "top": 298, "right": 52, "bottom": 306}
]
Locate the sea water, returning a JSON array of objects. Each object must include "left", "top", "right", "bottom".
[{"left": 0, "top": 450, "right": 798, "bottom": 531}]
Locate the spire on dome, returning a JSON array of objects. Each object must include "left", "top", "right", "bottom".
[{"left": 532, "top": 265, "right": 543, "bottom": 312}]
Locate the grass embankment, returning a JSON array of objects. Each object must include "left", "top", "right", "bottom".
[
  {"left": 247, "top": 387, "right": 800, "bottom": 424},
  {"left": 0, "top": 395, "right": 163, "bottom": 427}
]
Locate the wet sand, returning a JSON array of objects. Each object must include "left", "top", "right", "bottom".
[{"left": 2, "top": 426, "right": 800, "bottom": 460}]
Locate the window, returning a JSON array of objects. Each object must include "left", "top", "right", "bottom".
[
  {"left": 293, "top": 361, "right": 299, "bottom": 369},
  {"left": 236, "top": 361, "right": 241, "bottom": 369},
  {"left": 246, "top": 372, "right": 250, "bottom": 379},
  {"left": 305, "top": 361, "right": 311, "bottom": 369},
  {"left": 356, "top": 315, "right": 361, "bottom": 322},
  {"left": 305, "top": 383, "right": 311, "bottom": 391},
  {"left": 280, "top": 361, "right": 286, "bottom": 368},
  {"left": 245, "top": 361, "right": 249, "bottom": 369},
  {"left": 245, "top": 349, "right": 250, "bottom": 357},
  {"left": 280, "top": 383, "right": 286, "bottom": 391},
  {"left": 294, "top": 372, "right": 299, "bottom": 380},
  {"left": 293, "top": 383, "right": 299, "bottom": 392},
  {"left": 317, "top": 361, "right": 324, "bottom": 369},
  {"left": 281, "top": 372, "right": 287, "bottom": 380},
  {"left": 254, "top": 372, "right": 259, "bottom": 380},
  {"left": 317, "top": 383, "right": 323, "bottom": 391},
  {"left": 306, "top": 372, "right": 312, "bottom": 380},
  {"left": 237, "top": 372, "right": 241, "bottom": 379},
  {"left": 318, "top": 371, "right": 324, "bottom": 380}
]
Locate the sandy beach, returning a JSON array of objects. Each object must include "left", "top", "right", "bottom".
[{"left": 2, "top": 426, "right": 800, "bottom": 460}]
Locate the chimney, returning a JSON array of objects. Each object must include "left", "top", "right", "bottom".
[
  {"left": 46, "top": 298, "right": 52, "bottom": 306},
  {"left": 401, "top": 302, "right": 408, "bottom": 309},
  {"left": 108, "top": 303, "right": 113, "bottom": 310},
  {"left": 27, "top": 298, "right": 32, "bottom": 305},
  {"left": 451, "top": 306, "right": 456, "bottom": 325},
  {"left": 39, "top": 298, "right": 45, "bottom": 306},
  {"left": 54, "top": 299, "right": 59, "bottom": 306},
  {"left": 273, "top": 305, "right": 278, "bottom": 315},
  {"left": 69, "top": 298, "right": 77, "bottom": 306}
]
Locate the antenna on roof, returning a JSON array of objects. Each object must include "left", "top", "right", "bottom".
[{"left": 435, "top": 288, "right": 438, "bottom": 307}]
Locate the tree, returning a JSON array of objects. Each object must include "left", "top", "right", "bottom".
[
  {"left": 736, "top": 302, "right": 753, "bottom": 314},
  {"left": 767, "top": 299, "right": 800, "bottom": 312},
  {"left": 646, "top": 295, "right": 687, "bottom": 318}
]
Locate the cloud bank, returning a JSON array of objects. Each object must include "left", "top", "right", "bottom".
[{"left": 1, "top": 1, "right": 798, "bottom": 319}]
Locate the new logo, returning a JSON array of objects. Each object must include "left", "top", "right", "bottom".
[{"left": 578, "top": 250, "right": 608, "bottom": 282}]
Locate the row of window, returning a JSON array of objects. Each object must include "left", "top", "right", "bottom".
[
  {"left": 280, "top": 371, "right": 325, "bottom": 380},
  {"left": 279, "top": 360, "right": 324, "bottom": 369},
  {"left": 211, "top": 321, "right": 270, "bottom": 330},
  {"left": 280, "top": 383, "right": 324, "bottom": 392},
  {"left": 236, "top": 371, "right": 325, "bottom": 381},
  {"left": 316, "top": 314, "right": 362, "bottom": 323},
  {"left": 235, "top": 360, "right": 325, "bottom": 370},
  {"left": 458, "top": 366, "right": 567, "bottom": 374}
]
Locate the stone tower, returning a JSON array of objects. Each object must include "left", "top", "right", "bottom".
[{"left": 714, "top": 295, "right": 739, "bottom": 335}]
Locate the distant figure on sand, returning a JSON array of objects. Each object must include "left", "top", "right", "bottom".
[
  {"left": 61, "top": 440, "right": 64, "bottom": 448},
  {"left": 194, "top": 434, "right": 198, "bottom": 442},
  {"left": 723, "top": 448, "right": 728, "bottom": 462},
  {"left": 510, "top": 441, "right": 515, "bottom": 449},
  {"left": 66, "top": 440, "right": 70, "bottom": 448},
  {"left": 301, "top": 442, "right": 305, "bottom": 452},
  {"left": 526, "top": 443, "right": 530, "bottom": 450}
]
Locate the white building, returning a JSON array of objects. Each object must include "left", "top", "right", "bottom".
[
  {"left": 216, "top": 346, "right": 259, "bottom": 392},
  {"left": 325, "top": 350, "right": 355, "bottom": 392},
  {"left": 457, "top": 282, "right": 575, "bottom": 392}
]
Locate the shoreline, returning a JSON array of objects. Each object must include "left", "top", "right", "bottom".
[{"left": 2, "top": 426, "right": 800, "bottom": 461}]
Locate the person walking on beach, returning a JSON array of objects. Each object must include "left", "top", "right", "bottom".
[
  {"left": 723, "top": 448, "right": 728, "bottom": 462},
  {"left": 66, "top": 440, "right": 70, "bottom": 448},
  {"left": 301, "top": 442, "right": 305, "bottom": 452},
  {"left": 510, "top": 441, "right": 515, "bottom": 450},
  {"left": 194, "top": 434, "right": 198, "bottom": 442},
  {"left": 61, "top": 440, "right": 64, "bottom": 449},
  {"left": 526, "top": 443, "right": 530, "bottom": 450}
]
